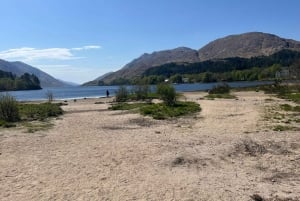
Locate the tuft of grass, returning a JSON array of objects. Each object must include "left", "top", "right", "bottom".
[
  {"left": 280, "top": 104, "right": 300, "bottom": 112},
  {"left": 140, "top": 102, "right": 201, "bottom": 120},
  {"left": 265, "top": 98, "right": 275, "bottom": 102},
  {"left": 0, "top": 119, "right": 16, "bottom": 128},
  {"left": 273, "top": 125, "right": 293, "bottom": 131},
  {"left": 109, "top": 101, "right": 201, "bottom": 120},
  {"left": 22, "top": 121, "right": 54, "bottom": 133},
  {"left": 0, "top": 93, "right": 20, "bottom": 122},
  {"left": 18, "top": 103, "right": 63, "bottom": 121},
  {"left": 205, "top": 93, "right": 237, "bottom": 99},
  {"left": 109, "top": 103, "right": 148, "bottom": 111},
  {"left": 282, "top": 93, "right": 300, "bottom": 103}
]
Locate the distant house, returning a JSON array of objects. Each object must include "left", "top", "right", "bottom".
[{"left": 275, "top": 68, "right": 290, "bottom": 79}]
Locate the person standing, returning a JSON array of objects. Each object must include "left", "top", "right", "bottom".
[{"left": 106, "top": 90, "right": 110, "bottom": 98}]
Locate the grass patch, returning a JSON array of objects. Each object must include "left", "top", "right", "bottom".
[
  {"left": 0, "top": 120, "right": 16, "bottom": 128},
  {"left": 280, "top": 93, "right": 300, "bottom": 103},
  {"left": 109, "top": 102, "right": 148, "bottom": 110},
  {"left": 273, "top": 125, "right": 294, "bottom": 131},
  {"left": 22, "top": 121, "right": 54, "bottom": 133},
  {"left": 18, "top": 103, "right": 63, "bottom": 121},
  {"left": 109, "top": 101, "right": 201, "bottom": 120},
  {"left": 140, "top": 102, "right": 201, "bottom": 119},
  {"left": 280, "top": 104, "right": 300, "bottom": 112},
  {"left": 205, "top": 93, "right": 237, "bottom": 99},
  {"left": 260, "top": 84, "right": 300, "bottom": 103},
  {"left": 265, "top": 98, "right": 275, "bottom": 102}
]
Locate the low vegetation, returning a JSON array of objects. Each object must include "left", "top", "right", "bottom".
[
  {"left": 18, "top": 103, "right": 63, "bottom": 121},
  {"left": 140, "top": 102, "right": 200, "bottom": 119},
  {"left": 115, "top": 86, "right": 129, "bottom": 102},
  {"left": 280, "top": 104, "right": 300, "bottom": 112},
  {"left": 156, "top": 83, "right": 176, "bottom": 106},
  {"left": 0, "top": 93, "right": 63, "bottom": 130},
  {"left": 260, "top": 82, "right": 300, "bottom": 103},
  {"left": 0, "top": 93, "right": 20, "bottom": 122},
  {"left": 110, "top": 101, "right": 200, "bottom": 120},
  {"left": 262, "top": 83, "right": 300, "bottom": 132},
  {"left": 111, "top": 84, "right": 201, "bottom": 119},
  {"left": 205, "top": 83, "right": 236, "bottom": 99}
]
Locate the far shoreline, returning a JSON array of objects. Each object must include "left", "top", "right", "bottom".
[{"left": 5, "top": 80, "right": 275, "bottom": 102}]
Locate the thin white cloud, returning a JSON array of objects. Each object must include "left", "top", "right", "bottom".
[
  {"left": 0, "top": 45, "right": 101, "bottom": 61},
  {"left": 71, "top": 45, "right": 101, "bottom": 51}
]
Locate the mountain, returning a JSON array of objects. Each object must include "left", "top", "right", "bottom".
[
  {"left": 88, "top": 32, "right": 300, "bottom": 85},
  {"left": 198, "top": 32, "right": 300, "bottom": 61},
  {"left": 82, "top": 72, "right": 114, "bottom": 86},
  {"left": 100, "top": 47, "right": 200, "bottom": 83},
  {"left": 0, "top": 59, "right": 69, "bottom": 87}
]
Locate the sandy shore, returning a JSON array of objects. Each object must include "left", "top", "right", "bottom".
[{"left": 1, "top": 91, "right": 300, "bottom": 200}]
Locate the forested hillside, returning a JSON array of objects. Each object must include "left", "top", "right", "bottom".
[
  {"left": 139, "top": 49, "right": 300, "bottom": 83},
  {"left": 0, "top": 70, "right": 42, "bottom": 91}
]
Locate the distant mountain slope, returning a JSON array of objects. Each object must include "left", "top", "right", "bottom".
[
  {"left": 82, "top": 72, "right": 114, "bottom": 86},
  {"left": 87, "top": 32, "right": 300, "bottom": 85},
  {"left": 198, "top": 32, "right": 300, "bottom": 60},
  {"left": 0, "top": 59, "right": 69, "bottom": 87},
  {"left": 101, "top": 47, "right": 199, "bottom": 83}
]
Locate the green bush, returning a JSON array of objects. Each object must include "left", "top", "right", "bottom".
[
  {"left": 0, "top": 93, "right": 20, "bottom": 122},
  {"left": 132, "top": 84, "right": 149, "bottom": 100},
  {"left": 115, "top": 86, "right": 129, "bottom": 102},
  {"left": 209, "top": 83, "right": 230, "bottom": 94},
  {"left": 157, "top": 83, "right": 176, "bottom": 106},
  {"left": 140, "top": 102, "right": 201, "bottom": 120},
  {"left": 18, "top": 103, "right": 63, "bottom": 121}
]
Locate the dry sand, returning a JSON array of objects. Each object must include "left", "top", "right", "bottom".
[{"left": 1, "top": 91, "right": 300, "bottom": 201}]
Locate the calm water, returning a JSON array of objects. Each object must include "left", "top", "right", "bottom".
[{"left": 2, "top": 81, "right": 273, "bottom": 101}]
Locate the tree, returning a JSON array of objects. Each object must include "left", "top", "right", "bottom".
[{"left": 157, "top": 83, "right": 176, "bottom": 106}]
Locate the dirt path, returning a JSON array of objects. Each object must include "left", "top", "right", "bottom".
[{"left": 1, "top": 92, "right": 300, "bottom": 201}]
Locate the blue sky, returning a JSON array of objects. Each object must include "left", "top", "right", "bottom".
[{"left": 0, "top": 0, "right": 299, "bottom": 84}]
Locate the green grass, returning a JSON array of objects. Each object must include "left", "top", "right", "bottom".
[
  {"left": 22, "top": 121, "right": 54, "bottom": 133},
  {"left": 109, "top": 101, "right": 201, "bottom": 120},
  {"left": 140, "top": 102, "right": 201, "bottom": 119},
  {"left": 109, "top": 102, "right": 148, "bottom": 110},
  {"left": 260, "top": 84, "right": 300, "bottom": 103},
  {"left": 0, "top": 102, "right": 63, "bottom": 129},
  {"left": 279, "top": 93, "right": 300, "bottom": 103},
  {"left": 280, "top": 104, "right": 300, "bottom": 112},
  {"left": 205, "top": 93, "right": 237, "bottom": 99},
  {"left": 0, "top": 120, "right": 16, "bottom": 128},
  {"left": 273, "top": 125, "right": 294, "bottom": 131},
  {"left": 18, "top": 103, "right": 63, "bottom": 121}
]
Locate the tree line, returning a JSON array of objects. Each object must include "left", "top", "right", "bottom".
[{"left": 0, "top": 70, "right": 42, "bottom": 91}]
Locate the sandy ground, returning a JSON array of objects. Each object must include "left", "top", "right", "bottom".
[{"left": 0, "top": 91, "right": 300, "bottom": 201}]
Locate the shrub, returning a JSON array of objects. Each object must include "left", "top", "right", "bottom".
[
  {"left": 115, "top": 86, "right": 129, "bottom": 102},
  {"left": 0, "top": 93, "right": 20, "bottom": 122},
  {"left": 209, "top": 83, "right": 230, "bottom": 94},
  {"left": 132, "top": 83, "right": 149, "bottom": 100},
  {"left": 157, "top": 83, "right": 176, "bottom": 106},
  {"left": 46, "top": 90, "right": 54, "bottom": 103},
  {"left": 140, "top": 102, "right": 201, "bottom": 119}
]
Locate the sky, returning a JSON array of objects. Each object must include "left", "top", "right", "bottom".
[{"left": 0, "top": 0, "right": 299, "bottom": 84}]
